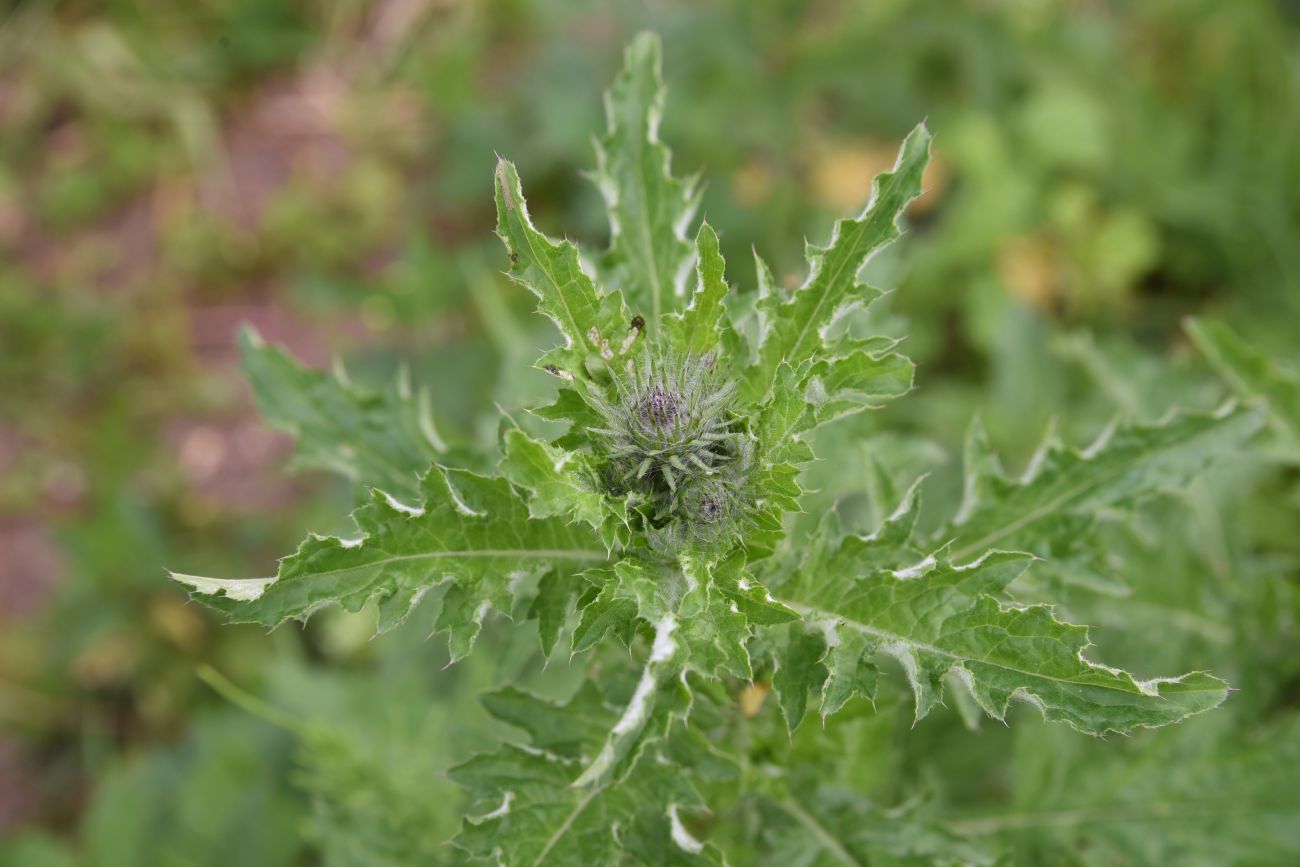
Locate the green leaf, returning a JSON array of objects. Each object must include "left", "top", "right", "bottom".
[
  {"left": 571, "top": 571, "right": 640, "bottom": 655},
  {"left": 771, "top": 624, "right": 830, "bottom": 733},
  {"left": 569, "top": 556, "right": 760, "bottom": 789},
  {"left": 171, "top": 468, "right": 608, "bottom": 656},
  {"left": 452, "top": 683, "right": 723, "bottom": 866},
  {"left": 663, "top": 223, "right": 729, "bottom": 356},
  {"left": 954, "top": 715, "right": 1300, "bottom": 865},
  {"left": 532, "top": 384, "right": 607, "bottom": 450},
  {"left": 712, "top": 552, "right": 799, "bottom": 627},
  {"left": 744, "top": 363, "right": 819, "bottom": 543},
  {"left": 495, "top": 159, "right": 641, "bottom": 378},
  {"left": 275, "top": 663, "right": 465, "bottom": 867},
  {"left": 500, "top": 427, "right": 627, "bottom": 549},
  {"left": 570, "top": 604, "right": 691, "bottom": 789},
  {"left": 760, "top": 790, "right": 998, "bottom": 867},
  {"left": 239, "top": 326, "right": 443, "bottom": 495},
  {"left": 529, "top": 570, "right": 586, "bottom": 658},
  {"left": 942, "top": 404, "right": 1264, "bottom": 563},
  {"left": 1186, "top": 316, "right": 1300, "bottom": 444},
  {"left": 745, "top": 123, "right": 930, "bottom": 400},
  {"left": 74, "top": 714, "right": 305, "bottom": 867},
  {"left": 592, "top": 31, "right": 701, "bottom": 326},
  {"left": 802, "top": 342, "right": 916, "bottom": 428},
  {"left": 769, "top": 483, "right": 1229, "bottom": 735},
  {"left": 818, "top": 628, "right": 879, "bottom": 721}
]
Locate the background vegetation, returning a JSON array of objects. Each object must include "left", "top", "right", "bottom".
[{"left": 2, "top": 1, "right": 1298, "bottom": 863}]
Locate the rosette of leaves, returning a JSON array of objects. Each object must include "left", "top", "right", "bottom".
[{"left": 172, "top": 33, "right": 1266, "bottom": 865}]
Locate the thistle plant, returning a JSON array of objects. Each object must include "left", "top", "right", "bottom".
[{"left": 173, "top": 33, "right": 1266, "bottom": 865}]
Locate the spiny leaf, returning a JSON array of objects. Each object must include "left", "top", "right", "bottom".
[
  {"left": 451, "top": 683, "right": 723, "bottom": 866},
  {"left": 499, "top": 427, "right": 628, "bottom": 549},
  {"left": 239, "top": 326, "right": 443, "bottom": 495},
  {"left": 529, "top": 570, "right": 587, "bottom": 658},
  {"left": 954, "top": 715, "right": 1300, "bottom": 864},
  {"left": 753, "top": 362, "right": 815, "bottom": 467},
  {"left": 750, "top": 249, "right": 780, "bottom": 359},
  {"left": 759, "top": 790, "right": 998, "bottom": 867},
  {"left": 569, "top": 556, "right": 764, "bottom": 789},
  {"left": 942, "top": 403, "right": 1264, "bottom": 563},
  {"left": 495, "top": 158, "right": 641, "bottom": 378},
  {"left": 592, "top": 31, "right": 701, "bottom": 326},
  {"left": 571, "top": 606, "right": 691, "bottom": 789},
  {"left": 745, "top": 123, "right": 930, "bottom": 401},
  {"left": 571, "top": 573, "right": 640, "bottom": 655},
  {"left": 801, "top": 341, "right": 916, "bottom": 428},
  {"left": 663, "top": 222, "right": 730, "bottom": 357},
  {"left": 1186, "top": 316, "right": 1300, "bottom": 444},
  {"left": 818, "top": 628, "right": 879, "bottom": 721},
  {"left": 768, "top": 483, "right": 1229, "bottom": 734},
  {"left": 771, "top": 624, "right": 830, "bottom": 733},
  {"left": 744, "top": 363, "right": 818, "bottom": 542},
  {"left": 532, "top": 384, "right": 606, "bottom": 451},
  {"left": 712, "top": 552, "right": 799, "bottom": 627},
  {"left": 171, "top": 468, "right": 608, "bottom": 656}
]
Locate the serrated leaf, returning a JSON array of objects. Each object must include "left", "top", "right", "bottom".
[
  {"left": 956, "top": 715, "right": 1300, "bottom": 865},
  {"left": 819, "top": 628, "right": 879, "bottom": 720},
  {"left": 760, "top": 789, "right": 998, "bottom": 867},
  {"left": 171, "top": 468, "right": 608, "bottom": 656},
  {"left": 452, "top": 684, "right": 723, "bottom": 866},
  {"left": 495, "top": 159, "right": 641, "bottom": 378},
  {"left": 712, "top": 552, "right": 799, "bottom": 627},
  {"left": 745, "top": 123, "right": 930, "bottom": 400},
  {"left": 754, "top": 362, "right": 815, "bottom": 464},
  {"left": 571, "top": 607, "right": 691, "bottom": 789},
  {"left": 239, "top": 326, "right": 442, "bottom": 495},
  {"left": 802, "top": 343, "right": 916, "bottom": 427},
  {"left": 570, "top": 556, "right": 758, "bottom": 789},
  {"left": 592, "top": 31, "right": 700, "bottom": 326},
  {"left": 771, "top": 624, "right": 829, "bottom": 733},
  {"left": 532, "top": 384, "right": 606, "bottom": 450},
  {"left": 769, "top": 485, "right": 1228, "bottom": 734},
  {"left": 529, "top": 570, "right": 585, "bottom": 658},
  {"left": 943, "top": 404, "right": 1264, "bottom": 563},
  {"left": 1186, "top": 316, "right": 1300, "bottom": 444},
  {"left": 500, "top": 427, "right": 627, "bottom": 549},
  {"left": 746, "top": 363, "right": 818, "bottom": 535},
  {"left": 571, "top": 571, "right": 640, "bottom": 655},
  {"left": 663, "top": 222, "right": 729, "bottom": 356},
  {"left": 481, "top": 682, "right": 615, "bottom": 760}
]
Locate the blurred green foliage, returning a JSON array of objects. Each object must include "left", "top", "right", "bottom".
[{"left": 2, "top": 0, "right": 1299, "bottom": 864}]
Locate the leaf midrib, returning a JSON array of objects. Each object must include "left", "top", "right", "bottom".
[
  {"left": 771, "top": 796, "right": 864, "bottom": 867},
  {"left": 532, "top": 780, "right": 598, "bottom": 866},
  {"left": 289, "top": 547, "right": 610, "bottom": 583},
  {"left": 948, "top": 423, "right": 1221, "bottom": 561},
  {"left": 632, "top": 145, "right": 666, "bottom": 324}
]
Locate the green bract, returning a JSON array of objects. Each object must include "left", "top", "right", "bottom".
[{"left": 173, "top": 32, "right": 1269, "bottom": 866}]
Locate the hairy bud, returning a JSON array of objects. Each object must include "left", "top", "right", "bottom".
[{"left": 585, "top": 346, "right": 753, "bottom": 551}]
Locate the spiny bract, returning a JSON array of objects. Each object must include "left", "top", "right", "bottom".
[{"left": 584, "top": 345, "right": 755, "bottom": 549}]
